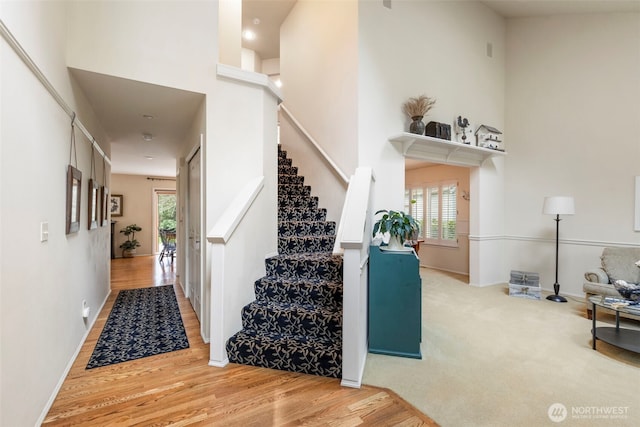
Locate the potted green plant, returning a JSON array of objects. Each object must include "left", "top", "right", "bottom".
[
  {"left": 119, "top": 224, "right": 142, "bottom": 258},
  {"left": 372, "top": 210, "right": 420, "bottom": 251}
]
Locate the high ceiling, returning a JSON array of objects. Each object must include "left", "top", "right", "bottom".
[
  {"left": 70, "top": 68, "right": 204, "bottom": 177},
  {"left": 242, "top": 0, "right": 296, "bottom": 60},
  {"left": 72, "top": 0, "right": 639, "bottom": 178}
]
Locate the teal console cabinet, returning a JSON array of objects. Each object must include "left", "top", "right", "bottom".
[{"left": 368, "top": 245, "right": 422, "bottom": 359}]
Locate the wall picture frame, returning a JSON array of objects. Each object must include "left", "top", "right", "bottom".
[
  {"left": 66, "top": 165, "right": 82, "bottom": 234},
  {"left": 110, "top": 194, "right": 123, "bottom": 217},
  {"left": 88, "top": 179, "right": 99, "bottom": 230},
  {"left": 100, "top": 186, "right": 109, "bottom": 226}
]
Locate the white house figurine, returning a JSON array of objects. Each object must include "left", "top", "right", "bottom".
[{"left": 475, "top": 124, "right": 503, "bottom": 150}]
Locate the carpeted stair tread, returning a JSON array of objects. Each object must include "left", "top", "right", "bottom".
[
  {"left": 278, "top": 235, "right": 336, "bottom": 255},
  {"left": 241, "top": 300, "right": 341, "bottom": 341},
  {"left": 278, "top": 221, "right": 336, "bottom": 237},
  {"left": 278, "top": 165, "right": 298, "bottom": 175},
  {"left": 278, "top": 207, "right": 327, "bottom": 222},
  {"left": 266, "top": 253, "right": 343, "bottom": 281},
  {"left": 278, "top": 195, "right": 319, "bottom": 210},
  {"left": 279, "top": 157, "right": 292, "bottom": 166},
  {"left": 254, "top": 276, "right": 342, "bottom": 308},
  {"left": 278, "top": 175, "right": 305, "bottom": 186},
  {"left": 226, "top": 329, "right": 342, "bottom": 378},
  {"left": 278, "top": 184, "right": 311, "bottom": 197}
]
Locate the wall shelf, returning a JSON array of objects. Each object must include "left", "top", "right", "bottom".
[{"left": 389, "top": 132, "right": 506, "bottom": 167}]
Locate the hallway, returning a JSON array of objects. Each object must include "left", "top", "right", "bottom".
[{"left": 43, "top": 256, "right": 436, "bottom": 426}]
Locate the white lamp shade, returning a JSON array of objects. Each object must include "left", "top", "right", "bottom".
[{"left": 543, "top": 196, "right": 575, "bottom": 215}]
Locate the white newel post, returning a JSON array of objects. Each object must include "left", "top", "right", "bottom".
[
  {"left": 338, "top": 167, "right": 374, "bottom": 388},
  {"left": 208, "top": 242, "right": 228, "bottom": 367}
]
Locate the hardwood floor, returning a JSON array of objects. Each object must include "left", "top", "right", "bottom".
[{"left": 44, "top": 256, "right": 437, "bottom": 426}]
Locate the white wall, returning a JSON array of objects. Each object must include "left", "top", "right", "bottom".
[
  {"left": 0, "top": 2, "right": 111, "bottom": 425},
  {"left": 504, "top": 12, "right": 640, "bottom": 297},
  {"left": 241, "top": 48, "right": 262, "bottom": 72},
  {"left": 358, "top": 0, "right": 506, "bottom": 285},
  {"left": 219, "top": 0, "right": 241, "bottom": 67},
  {"left": 279, "top": 0, "right": 358, "bottom": 223},
  {"left": 66, "top": 1, "right": 218, "bottom": 95}
]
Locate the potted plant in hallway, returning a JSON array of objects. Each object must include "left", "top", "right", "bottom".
[
  {"left": 119, "top": 224, "right": 142, "bottom": 258},
  {"left": 372, "top": 210, "right": 420, "bottom": 251}
]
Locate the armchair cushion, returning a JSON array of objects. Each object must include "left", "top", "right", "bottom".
[{"left": 600, "top": 247, "right": 640, "bottom": 284}]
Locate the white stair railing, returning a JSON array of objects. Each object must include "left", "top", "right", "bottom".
[
  {"left": 206, "top": 176, "right": 266, "bottom": 368},
  {"left": 279, "top": 104, "right": 349, "bottom": 186},
  {"left": 336, "top": 167, "right": 375, "bottom": 388}
]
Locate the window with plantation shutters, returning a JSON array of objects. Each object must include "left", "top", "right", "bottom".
[
  {"left": 404, "top": 188, "right": 424, "bottom": 239},
  {"left": 426, "top": 186, "right": 439, "bottom": 240},
  {"left": 441, "top": 182, "right": 457, "bottom": 241},
  {"left": 406, "top": 181, "right": 457, "bottom": 247}
]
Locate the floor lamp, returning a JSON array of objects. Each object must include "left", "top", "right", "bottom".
[{"left": 543, "top": 196, "right": 575, "bottom": 303}]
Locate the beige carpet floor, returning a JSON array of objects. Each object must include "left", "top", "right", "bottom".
[{"left": 362, "top": 268, "right": 640, "bottom": 426}]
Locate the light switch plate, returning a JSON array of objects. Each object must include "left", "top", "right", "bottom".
[{"left": 40, "top": 222, "right": 49, "bottom": 242}]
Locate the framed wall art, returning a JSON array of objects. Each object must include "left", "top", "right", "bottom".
[
  {"left": 66, "top": 165, "right": 82, "bottom": 234},
  {"left": 110, "top": 194, "right": 123, "bottom": 217},
  {"left": 88, "top": 179, "right": 99, "bottom": 230},
  {"left": 100, "top": 186, "right": 109, "bottom": 226}
]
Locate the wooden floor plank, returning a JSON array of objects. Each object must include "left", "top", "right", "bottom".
[{"left": 44, "top": 256, "right": 438, "bottom": 426}]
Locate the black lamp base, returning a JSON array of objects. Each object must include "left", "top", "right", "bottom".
[{"left": 546, "top": 294, "right": 567, "bottom": 303}]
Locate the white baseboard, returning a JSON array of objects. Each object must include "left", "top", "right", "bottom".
[
  {"left": 36, "top": 290, "right": 111, "bottom": 425},
  {"left": 340, "top": 378, "right": 362, "bottom": 388},
  {"left": 208, "top": 358, "right": 229, "bottom": 368},
  {"left": 420, "top": 264, "right": 469, "bottom": 277}
]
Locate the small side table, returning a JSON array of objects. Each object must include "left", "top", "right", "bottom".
[{"left": 590, "top": 295, "right": 640, "bottom": 354}]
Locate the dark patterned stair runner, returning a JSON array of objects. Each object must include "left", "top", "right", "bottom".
[{"left": 225, "top": 146, "right": 343, "bottom": 378}]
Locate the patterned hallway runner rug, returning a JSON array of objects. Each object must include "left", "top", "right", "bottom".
[{"left": 87, "top": 285, "right": 189, "bottom": 369}]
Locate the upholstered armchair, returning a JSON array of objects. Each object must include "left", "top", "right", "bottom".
[{"left": 583, "top": 247, "right": 640, "bottom": 319}]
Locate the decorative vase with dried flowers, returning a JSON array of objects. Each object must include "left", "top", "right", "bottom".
[{"left": 402, "top": 95, "right": 436, "bottom": 135}]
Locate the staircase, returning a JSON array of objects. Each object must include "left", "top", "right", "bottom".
[{"left": 225, "top": 146, "right": 343, "bottom": 378}]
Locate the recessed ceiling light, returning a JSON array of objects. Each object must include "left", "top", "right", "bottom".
[
  {"left": 253, "top": 18, "right": 261, "bottom": 25},
  {"left": 143, "top": 114, "right": 154, "bottom": 119},
  {"left": 143, "top": 133, "right": 153, "bottom": 141},
  {"left": 144, "top": 156, "right": 154, "bottom": 160},
  {"left": 242, "top": 29, "right": 256, "bottom": 41}
]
